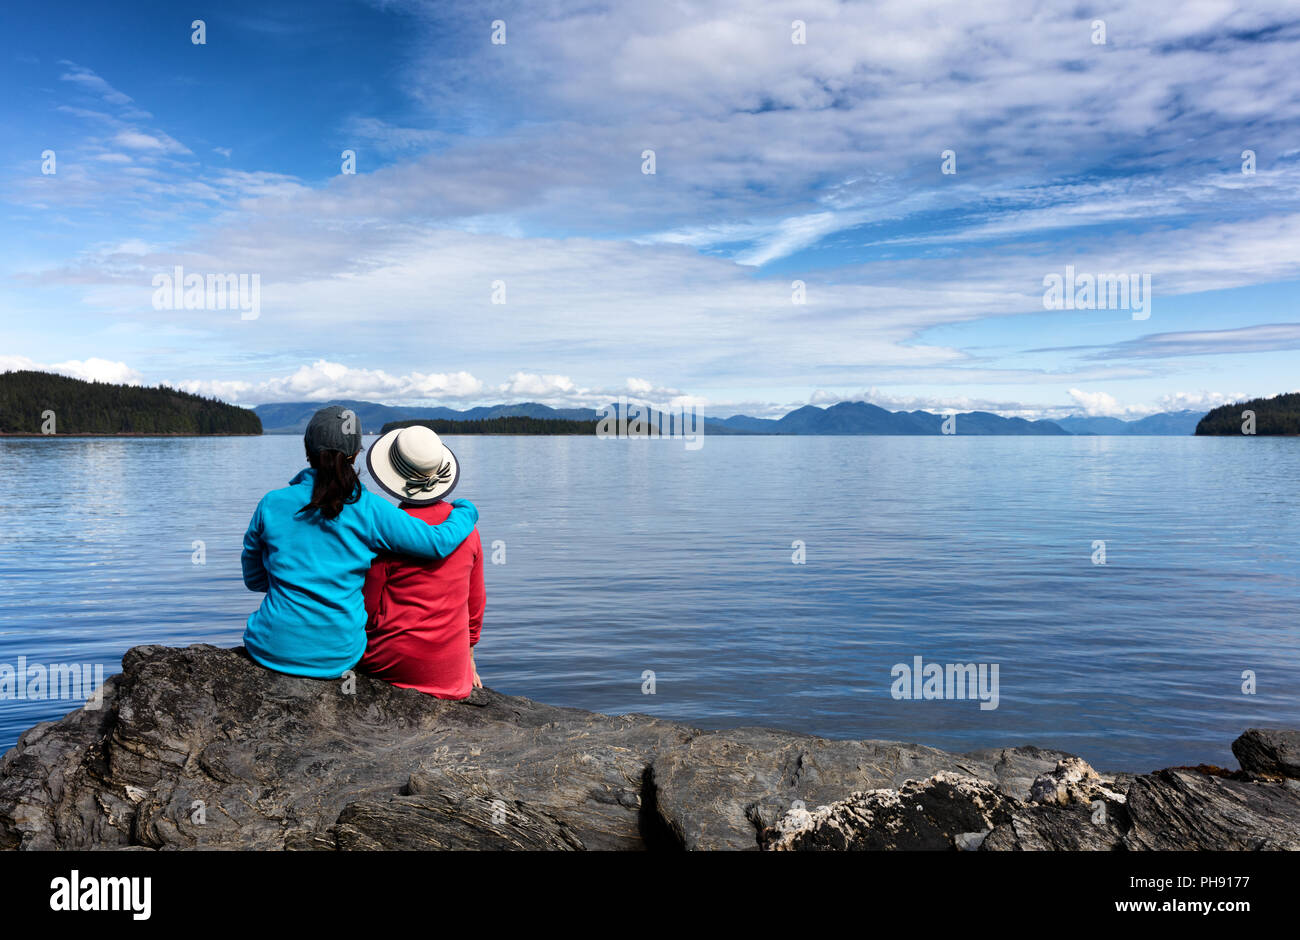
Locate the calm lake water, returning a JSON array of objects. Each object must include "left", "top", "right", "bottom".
[{"left": 0, "top": 434, "right": 1296, "bottom": 769}]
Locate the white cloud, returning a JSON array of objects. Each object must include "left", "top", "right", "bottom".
[
  {"left": 111, "top": 129, "right": 190, "bottom": 154},
  {"left": 175, "top": 360, "right": 483, "bottom": 404},
  {"left": 1084, "top": 321, "right": 1300, "bottom": 360},
  {"left": 498, "top": 373, "right": 575, "bottom": 397},
  {"left": 1066, "top": 388, "right": 1134, "bottom": 417},
  {"left": 11, "top": 2, "right": 1300, "bottom": 417},
  {"left": 1154, "top": 390, "right": 1248, "bottom": 412},
  {"left": 59, "top": 63, "right": 134, "bottom": 106},
  {"left": 169, "top": 361, "right": 707, "bottom": 412},
  {"left": 1, "top": 356, "right": 141, "bottom": 385},
  {"left": 342, "top": 117, "right": 444, "bottom": 153}
]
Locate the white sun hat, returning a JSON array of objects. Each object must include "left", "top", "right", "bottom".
[{"left": 365, "top": 424, "right": 460, "bottom": 504}]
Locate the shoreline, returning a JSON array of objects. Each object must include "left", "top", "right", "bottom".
[
  {"left": 2, "top": 643, "right": 1297, "bottom": 851},
  {"left": 12, "top": 430, "right": 1300, "bottom": 438},
  {"left": 0, "top": 432, "right": 262, "bottom": 438}
]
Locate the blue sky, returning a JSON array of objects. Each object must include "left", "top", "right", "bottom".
[{"left": 2, "top": 0, "right": 1299, "bottom": 418}]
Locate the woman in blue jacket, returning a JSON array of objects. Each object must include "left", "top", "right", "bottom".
[{"left": 240, "top": 405, "right": 479, "bottom": 678}]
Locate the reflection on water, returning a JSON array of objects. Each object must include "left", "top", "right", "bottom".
[{"left": 1, "top": 434, "right": 1297, "bottom": 768}]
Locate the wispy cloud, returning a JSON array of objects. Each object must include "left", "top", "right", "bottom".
[
  {"left": 59, "top": 61, "right": 137, "bottom": 109},
  {"left": 5, "top": 1, "right": 1300, "bottom": 418},
  {"left": 1033, "top": 322, "right": 1300, "bottom": 360}
]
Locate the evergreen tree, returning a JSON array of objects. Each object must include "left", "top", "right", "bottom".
[
  {"left": 0, "top": 371, "right": 262, "bottom": 435},
  {"left": 1196, "top": 393, "right": 1300, "bottom": 435}
]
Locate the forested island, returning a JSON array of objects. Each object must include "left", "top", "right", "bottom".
[
  {"left": 1195, "top": 392, "right": 1300, "bottom": 435},
  {"left": 0, "top": 371, "right": 261, "bottom": 436},
  {"left": 381, "top": 416, "right": 598, "bottom": 435}
]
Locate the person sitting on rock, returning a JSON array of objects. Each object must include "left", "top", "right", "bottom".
[
  {"left": 357, "top": 424, "right": 485, "bottom": 700},
  {"left": 240, "top": 406, "right": 479, "bottom": 678}
]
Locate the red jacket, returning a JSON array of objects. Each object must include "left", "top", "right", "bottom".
[{"left": 360, "top": 501, "right": 484, "bottom": 699}]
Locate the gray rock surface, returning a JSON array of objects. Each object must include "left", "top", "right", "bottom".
[
  {"left": 1232, "top": 728, "right": 1300, "bottom": 779},
  {"left": 765, "top": 772, "right": 1016, "bottom": 851},
  {"left": 648, "top": 729, "right": 1071, "bottom": 850},
  {"left": 0, "top": 645, "right": 688, "bottom": 851},
  {"left": 980, "top": 801, "right": 1129, "bottom": 851},
  {"left": 766, "top": 759, "right": 1134, "bottom": 851},
  {"left": 762, "top": 752, "right": 1300, "bottom": 853},
  {"left": 1, "top": 645, "right": 1297, "bottom": 851},
  {"left": 1122, "top": 768, "right": 1300, "bottom": 850}
]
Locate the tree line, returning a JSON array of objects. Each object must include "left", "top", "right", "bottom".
[
  {"left": 0, "top": 371, "right": 262, "bottom": 435},
  {"left": 380, "top": 416, "right": 599, "bottom": 435},
  {"left": 1196, "top": 392, "right": 1300, "bottom": 435}
]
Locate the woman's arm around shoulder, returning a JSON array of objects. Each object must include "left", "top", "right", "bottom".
[{"left": 364, "top": 494, "right": 479, "bottom": 559}]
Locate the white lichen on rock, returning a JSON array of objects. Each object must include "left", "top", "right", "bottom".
[
  {"left": 1028, "top": 757, "right": 1126, "bottom": 806},
  {"left": 765, "top": 772, "right": 1005, "bottom": 851}
]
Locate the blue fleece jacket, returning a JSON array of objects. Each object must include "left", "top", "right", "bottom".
[{"left": 241, "top": 468, "right": 479, "bottom": 677}]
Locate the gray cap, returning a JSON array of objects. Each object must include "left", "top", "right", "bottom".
[{"left": 304, "top": 405, "right": 362, "bottom": 456}]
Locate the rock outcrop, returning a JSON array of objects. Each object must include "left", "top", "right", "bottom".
[
  {"left": 1232, "top": 728, "right": 1300, "bottom": 779},
  {"left": 764, "top": 758, "right": 1134, "bottom": 851},
  {"left": 1, "top": 644, "right": 1297, "bottom": 851}
]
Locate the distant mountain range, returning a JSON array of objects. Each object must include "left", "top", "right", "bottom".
[
  {"left": 253, "top": 399, "right": 596, "bottom": 434},
  {"left": 1053, "top": 410, "right": 1205, "bottom": 436},
  {"left": 706, "top": 401, "right": 1069, "bottom": 434},
  {"left": 253, "top": 398, "right": 1208, "bottom": 436}
]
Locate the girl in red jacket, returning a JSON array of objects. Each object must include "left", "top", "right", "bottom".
[{"left": 359, "top": 425, "right": 484, "bottom": 699}]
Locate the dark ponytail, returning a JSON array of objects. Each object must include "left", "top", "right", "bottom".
[{"left": 298, "top": 448, "right": 362, "bottom": 520}]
